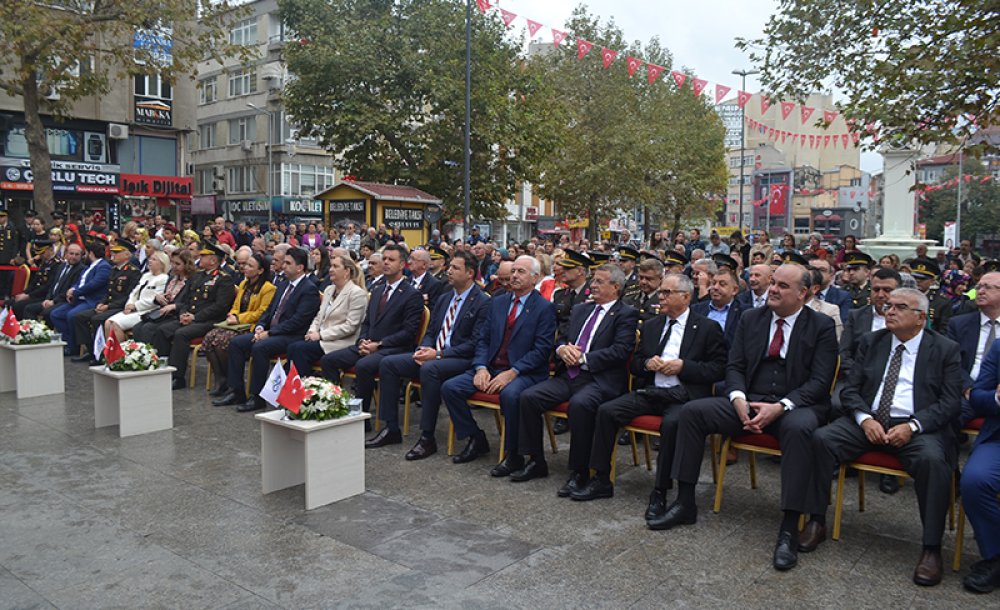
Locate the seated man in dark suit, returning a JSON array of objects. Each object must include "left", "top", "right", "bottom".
[
  {"left": 71, "top": 238, "right": 141, "bottom": 364},
  {"left": 50, "top": 236, "right": 112, "bottom": 356},
  {"left": 441, "top": 255, "right": 556, "bottom": 475},
  {"left": 736, "top": 263, "right": 772, "bottom": 311},
  {"left": 514, "top": 264, "right": 639, "bottom": 487},
  {"left": 579, "top": 273, "right": 726, "bottom": 505},
  {"left": 811, "top": 287, "right": 963, "bottom": 587},
  {"left": 11, "top": 237, "right": 60, "bottom": 319},
  {"left": 659, "top": 263, "right": 838, "bottom": 573},
  {"left": 215, "top": 247, "right": 320, "bottom": 412},
  {"left": 29, "top": 243, "right": 84, "bottom": 322},
  {"left": 809, "top": 256, "right": 851, "bottom": 323},
  {"left": 366, "top": 250, "right": 489, "bottom": 455},
  {"left": 948, "top": 270, "right": 1000, "bottom": 426},
  {"left": 840, "top": 267, "right": 900, "bottom": 376},
  {"left": 322, "top": 244, "right": 425, "bottom": 425},
  {"left": 407, "top": 247, "right": 444, "bottom": 314},
  {"left": 691, "top": 266, "right": 743, "bottom": 349},
  {"left": 963, "top": 338, "right": 1000, "bottom": 593}
]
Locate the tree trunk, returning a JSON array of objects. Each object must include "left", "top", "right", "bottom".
[
  {"left": 672, "top": 211, "right": 682, "bottom": 238},
  {"left": 21, "top": 67, "right": 55, "bottom": 222}
]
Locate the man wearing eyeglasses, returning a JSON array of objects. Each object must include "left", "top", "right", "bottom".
[
  {"left": 948, "top": 270, "right": 1000, "bottom": 427},
  {"left": 811, "top": 288, "right": 963, "bottom": 586}
]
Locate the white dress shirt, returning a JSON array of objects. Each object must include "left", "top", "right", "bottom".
[
  {"left": 438, "top": 285, "right": 473, "bottom": 349},
  {"left": 856, "top": 331, "right": 923, "bottom": 429},
  {"left": 971, "top": 313, "right": 999, "bottom": 380},
  {"left": 655, "top": 308, "right": 688, "bottom": 388},
  {"left": 752, "top": 291, "right": 767, "bottom": 308},
  {"left": 870, "top": 307, "right": 886, "bottom": 332},
  {"left": 729, "top": 306, "right": 803, "bottom": 407}
]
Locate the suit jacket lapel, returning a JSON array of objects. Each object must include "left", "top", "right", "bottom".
[
  {"left": 679, "top": 317, "right": 697, "bottom": 355},
  {"left": 865, "top": 334, "right": 892, "bottom": 410},
  {"left": 509, "top": 291, "right": 533, "bottom": 341},
  {"left": 591, "top": 300, "right": 620, "bottom": 343}
]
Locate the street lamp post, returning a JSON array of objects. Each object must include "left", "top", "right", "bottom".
[
  {"left": 732, "top": 69, "right": 759, "bottom": 233},
  {"left": 463, "top": 0, "right": 472, "bottom": 241},
  {"left": 247, "top": 103, "right": 274, "bottom": 224}
]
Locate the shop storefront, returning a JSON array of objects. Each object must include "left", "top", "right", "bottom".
[
  {"left": 316, "top": 180, "right": 441, "bottom": 247},
  {"left": 119, "top": 173, "right": 192, "bottom": 225},
  {"left": 270, "top": 196, "right": 324, "bottom": 223},
  {"left": 0, "top": 156, "right": 120, "bottom": 221},
  {"left": 219, "top": 198, "right": 270, "bottom": 224}
]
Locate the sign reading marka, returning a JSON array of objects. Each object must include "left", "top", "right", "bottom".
[{"left": 134, "top": 96, "right": 172, "bottom": 127}]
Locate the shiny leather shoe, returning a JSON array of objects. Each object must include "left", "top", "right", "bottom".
[
  {"left": 570, "top": 478, "right": 614, "bottom": 501},
  {"left": 405, "top": 437, "right": 438, "bottom": 461},
  {"left": 510, "top": 459, "right": 549, "bottom": 482},
  {"left": 557, "top": 472, "right": 588, "bottom": 498},
  {"left": 913, "top": 549, "right": 943, "bottom": 586},
  {"left": 489, "top": 455, "right": 524, "bottom": 478},
  {"left": 963, "top": 556, "right": 1000, "bottom": 593},
  {"left": 452, "top": 433, "right": 490, "bottom": 464},
  {"left": 88, "top": 357, "right": 103, "bottom": 367},
  {"left": 212, "top": 392, "right": 241, "bottom": 407},
  {"left": 71, "top": 352, "right": 94, "bottom": 363},
  {"left": 552, "top": 418, "right": 569, "bottom": 435},
  {"left": 236, "top": 398, "right": 266, "bottom": 413},
  {"left": 879, "top": 474, "right": 900, "bottom": 495},
  {"left": 171, "top": 377, "right": 186, "bottom": 391},
  {"left": 209, "top": 384, "right": 231, "bottom": 398},
  {"left": 617, "top": 430, "right": 631, "bottom": 446},
  {"left": 645, "top": 489, "right": 667, "bottom": 521},
  {"left": 646, "top": 501, "right": 696, "bottom": 530},
  {"left": 797, "top": 521, "right": 827, "bottom": 553},
  {"left": 772, "top": 531, "right": 799, "bottom": 571},
  {"left": 365, "top": 428, "right": 402, "bottom": 448}
]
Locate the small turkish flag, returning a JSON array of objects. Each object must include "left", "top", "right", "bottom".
[
  {"left": 551, "top": 29, "right": 568, "bottom": 47},
  {"left": 277, "top": 363, "right": 307, "bottom": 414},
  {"left": 625, "top": 56, "right": 642, "bottom": 77},
  {"left": 646, "top": 63, "right": 664, "bottom": 85},
  {"left": 499, "top": 8, "right": 517, "bottom": 28},
  {"left": 475, "top": 0, "right": 490, "bottom": 14},
  {"left": 526, "top": 19, "right": 543, "bottom": 37},
  {"left": 103, "top": 334, "right": 126, "bottom": 364},
  {"left": 760, "top": 95, "right": 772, "bottom": 115},
  {"left": 1, "top": 309, "right": 19, "bottom": 339},
  {"left": 780, "top": 101, "right": 795, "bottom": 120},
  {"left": 823, "top": 110, "right": 838, "bottom": 124},
  {"left": 576, "top": 39, "right": 593, "bottom": 60},
  {"left": 691, "top": 78, "right": 708, "bottom": 97},
  {"left": 736, "top": 90, "right": 752, "bottom": 108},
  {"left": 600, "top": 47, "right": 617, "bottom": 69},
  {"left": 714, "top": 84, "right": 731, "bottom": 104},
  {"left": 670, "top": 70, "right": 687, "bottom": 89},
  {"left": 801, "top": 106, "right": 815, "bottom": 125}
]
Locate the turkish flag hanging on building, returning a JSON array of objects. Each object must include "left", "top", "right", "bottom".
[{"left": 769, "top": 184, "right": 788, "bottom": 215}]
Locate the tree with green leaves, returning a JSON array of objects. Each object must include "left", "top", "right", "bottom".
[
  {"left": 738, "top": 1, "right": 998, "bottom": 154},
  {"left": 0, "top": 0, "right": 249, "bottom": 222},
  {"left": 919, "top": 165, "right": 999, "bottom": 244},
  {"left": 279, "top": 0, "right": 561, "bottom": 221},
  {"left": 533, "top": 7, "right": 727, "bottom": 241}
]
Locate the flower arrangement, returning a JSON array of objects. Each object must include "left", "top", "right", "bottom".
[
  {"left": 11, "top": 319, "right": 53, "bottom": 345},
  {"left": 286, "top": 376, "right": 352, "bottom": 421},
  {"left": 107, "top": 341, "right": 162, "bottom": 372}
]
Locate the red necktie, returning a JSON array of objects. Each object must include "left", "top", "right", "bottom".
[
  {"left": 767, "top": 318, "right": 785, "bottom": 359},
  {"left": 507, "top": 296, "right": 520, "bottom": 329},
  {"left": 377, "top": 285, "right": 391, "bottom": 316}
]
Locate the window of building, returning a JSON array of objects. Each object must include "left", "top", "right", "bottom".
[
  {"left": 199, "top": 76, "right": 217, "bottom": 104},
  {"left": 227, "top": 166, "right": 254, "bottom": 193},
  {"left": 228, "top": 117, "right": 257, "bottom": 144},
  {"left": 280, "top": 163, "right": 335, "bottom": 197},
  {"left": 228, "top": 68, "right": 257, "bottom": 97},
  {"left": 199, "top": 123, "right": 216, "bottom": 149},
  {"left": 134, "top": 74, "right": 172, "bottom": 100},
  {"left": 230, "top": 17, "right": 258, "bottom": 46},
  {"left": 196, "top": 168, "right": 216, "bottom": 194},
  {"left": 268, "top": 14, "right": 291, "bottom": 42}
]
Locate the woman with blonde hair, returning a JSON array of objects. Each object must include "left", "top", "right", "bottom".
[
  {"left": 104, "top": 251, "right": 170, "bottom": 342},
  {"left": 48, "top": 227, "right": 67, "bottom": 259},
  {"left": 535, "top": 252, "right": 556, "bottom": 300}
]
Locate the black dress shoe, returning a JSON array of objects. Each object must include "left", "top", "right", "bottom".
[
  {"left": 88, "top": 358, "right": 102, "bottom": 366},
  {"left": 552, "top": 418, "right": 569, "bottom": 435},
  {"left": 452, "top": 432, "right": 490, "bottom": 464},
  {"left": 557, "top": 472, "right": 588, "bottom": 498},
  {"left": 879, "top": 474, "right": 900, "bottom": 495},
  {"left": 236, "top": 398, "right": 265, "bottom": 413},
  {"left": 365, "top": 428, "right": 402, "bottom": 448},
  {"left": 617, "top": 430, "right": 631, "bottom": 446},
  {"left": 209, "top": 384, "right": 231, "bottom": 397},
  {"left": 171, "top": 377, "right": 186, "bottom": 391},
  {"left": 490, "top": 455, "right": 525, "bottom": 478},
  {"left": 797, "top": 521, "right": 827, "bottom": 553},
  {"left": 405, "top": 437, "right": 438, "bottom": 461},
  {"left": 212, "top": 392, "right": 241, "bottom": 407},
  {"left": 773, "top": 531, "right": 799, "bottom": 571},
  {"left": 963, "top": 556, "right": 1000, "bottom": 593},
  {"left": 570, "top": 478, "right": 614, "bottom": 501},
  {"left": 510, "top": 459, "right": 549, "bottom": 482},
  {"left": 647, "top": 501, "right": 696, "bottom": 530},
  {"left": 71, "top": 353, "right": 94, "bottom": 363},
  {"left": 645, "top": 489, "right": 667, "bottom": 521}
]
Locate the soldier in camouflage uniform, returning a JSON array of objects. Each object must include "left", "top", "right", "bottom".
[
  {"left": 550, "top": 249, "right": 592, "bottom": 435},
  {"left": 622, "top": 256, "right": 663, "bottom": 325},
  {"left": 71, "top": 238, "right": 141, "bottom": 364},
  {"left": 840, "top": 251, "right": 873, "bottom": 309},
  {"left": 150, "top": 241, "right": 237, "bottom": 390},
  {"left": 910, "top": 257, "right": 953, "bottom": 332}
]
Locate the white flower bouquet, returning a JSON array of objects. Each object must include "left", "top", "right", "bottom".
[
  {"left": 287, "top": 376, "right": 351, "bottom": 421},
  {"left": 11, "top": 319, "right": 53, "bottom": 345},
  {"left": 107, "top": 341, "right": 162, "bottom": 372}
]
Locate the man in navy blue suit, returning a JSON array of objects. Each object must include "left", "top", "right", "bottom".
[
  {"left": 214, "top": 247, "right": 320, "bottom": 412},
  {"left": 322, "top": 244, "right": 425, "bottom": 426},
  {"left": 691, "top": 266, "right": 743, "bottom": 349},
  {"left": 50, "top": 236, "right": 111, "bottom": 356},
  {"left": 964, "top": 337, "right": 1000, "bottom": 593},
  {"left": 948, "top": 270, "right": 1000, "bottom": 426},
  {"left": 808, "top": 256, "right": 851, "bottom": 323},
  {"left": 442, "top": 255, "right": 556, "bottom": 475},
  {"left": 513, "top": 264, "right": 638, "bottom": 486},
  {"left": 366, "top": 250, "right": 489, "bottom": 456}
]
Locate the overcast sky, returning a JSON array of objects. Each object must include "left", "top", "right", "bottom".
[{"left": 496, "top": 0, "right": 882, "bottom": 173}]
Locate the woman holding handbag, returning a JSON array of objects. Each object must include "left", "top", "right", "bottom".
[
  {"left": 132, "top": 250, "right": 195, "bottom": 343},
  {"left": 103, "top": 251, "right": 170, "bottom": 342},
  {"left": 203, "top": 253, "right": 276, "bottom": 396}
]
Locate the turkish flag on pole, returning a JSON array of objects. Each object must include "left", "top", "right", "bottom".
[
  {"left": 475, "top": 0, "right": 490, "bottom": 14},
  {"left": 670, "top": 71, "right": 687, "bottom": 89},
  {"left": 769, "top": 185, "right": 787, "bottom": 215},
  {"left": 277, "top": 362, "right": 306, "bottom": 414},
  {"left": 526, "top": 19, "right": 543, "bottom": 37},
  {"left": 576, "top": 39, "right": 593, "bottom": 60},
  {"left": 600, "top": 47, "right": 617, "bottom": 69},
  {"left": 691, "top": 78, "right": 708, "bottom": 97},
  {"left": 1, "top": 309, "right": 19, "bottom": 339},
  {"left": 715, "top": 84, "right": 731, "bottom": 103},
  {"left": 780, "top": 101, "right": 795, "bottom": 120},
  {"left": 551, "top": 29, "right": 568, "bottom": 47},
  {"left": 625, "top": 56, "right": 643, "bottom": 77},
  {"left": 103, "top": 333, "right": 126, "bottom": 365},
  {"left": 499, "top": 8, "right": 517, "bottom": 28},
  {"left": 736, "top": 90, "right": 753, "bottom": 108},
  {"left": 646, "top": 63, "right": 664, "bottom": 85}
]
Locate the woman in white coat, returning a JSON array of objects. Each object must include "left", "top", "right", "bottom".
[
  {"left": 286, "top": 254, "right": 368, "bottom": 375},
  {"left": 104, "top": 251, "right": 170, "bottom": 342}
]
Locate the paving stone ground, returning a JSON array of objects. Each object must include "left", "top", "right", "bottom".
[{"left": 0, "top": 359, "right": 989, "bottom": 609}]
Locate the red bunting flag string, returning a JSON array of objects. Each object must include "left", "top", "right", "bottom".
[
  {"left": 626, "top": 56, "right": 643, "bottom": 77},
  {"left": 745, "top": 116, "right": 862, "bottom": 149},
  {"left": 715, "top": 84, "right": 731, "bottom": 104},
  {"left": 671, "top": 70, "right": 687, "bottom": 89},
  {"left": 499, "top": 8, "right": 517, "bottom": 28},
  {"left": 475, "top": 0, "right": 490, "bottom": 15},
  {"left": 780, "top": 101, "right": 795, "bottom": 120},
  {"left": 601, "top": 47, "right": 617, "bottom": 69},
  {"left": 576, "top": 38, "right": 593, "bottom": 60},
  {"left": 526, "top": 19, "right": 543, "bottom": 37},
  {"left": 551, "top": 29, "right": 568, "bottom": 47},
  {"left": 646, "top": 63, "right": 664, "bottom": 85},
  {"left": 691, "top": 77, "right": 708, "bottom": 97}
]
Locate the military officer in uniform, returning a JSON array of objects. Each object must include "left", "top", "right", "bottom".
[
  {"left": 618, "top": 246, "right": 641, "bottom": 301},
  {"left": 430, "top": 245, "right": 450, "bottom": 282},
  {"left": 0, "top": 209, "right": 20, "bottom": 300},
  {"left": 551, "top": 249, "right": 592, "bottom": 435},
  {"left": 663, "top": 250, "right": 688, "bottom": 275},
  {"left": 11, "top": 237, "right": 60, "bottom": 319},
  {"left": 840, "top": 251, "right": 873, "bottom": 309},
  {"left": 147, "top": 242, "right": 237, "bottom": 390},
  {"left": 910, "top": 257, "right": 953, "bottom": 332},
  {"left": 71, "top": 238, "right": 141, "bottom": 364},
  {"left": 623, "top": 256, "right": 664, "bottom": 324}
]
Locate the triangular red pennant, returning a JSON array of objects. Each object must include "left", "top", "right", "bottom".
[
  {"left": 809, "top": 135, "right": 815, "bottom": 147},
  {"left": 736, "top": 90, "right": 752, "bottom": 108},
  {"left": 691, "top": 77, "right": 707, "bottom": 96},
  {"left": 780, "top": 101, "right": 795, "bottom": 120},
  {"left": 551, "top": 29, "right": 568, "bottom": 47},
  {"left": 823, "top": 135, "right": 831, "bottom": 147},
  {"left": 851, "top": 132, "right": 860, "bottom": 144},
  {"left": 780, "top": 131, "right": 788, "bottom": 143},
  {"left": 646, "top": 63, "right": 664, "bottom": 85},
  {"left": 715, "top": 84, "right": 731, "bottom": 103},
  {"left": 800, "top": 106, "right": 815, "bottom": 124},
  {"left": 600, "top": 47, "right": 617, "bottom": 69},
  {"left": 576, "top": 38, "right": 593, "bottom": 60},
  {"left": 760, "top": 95, "right": 771, "bottom": 115},
  {"left": 499, "top": 8, "right": 517, "bottom": 28},
  {"left": 842, "top": 134, "right": 849, "bottom": 148},
  {"left": 767, "top": 127, "right": 775, "bottom": 139},
  {"left": 671, "top": 71, "right": 687, "bottom": 89},
  {"left": 850, "top": 191, "right": 856, "bottom": 199},
  {"left": 831, "top": 135, "right": 838, "bottom": 148},
  {"left": 823, "top": 110, "right": 838, "bottom": 124},
  {"left": 475, "top": 0, "right": 490, "bottom": 14},
  {"left": 526, "top": 19, "right": 543, "bottom": 37},
  {"left": 625, "top": 56, "right": 642, "bottom": 77}
]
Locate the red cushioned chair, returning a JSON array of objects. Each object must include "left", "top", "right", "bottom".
[{"left": 448, "top": 391, "right": 505, "bottom": 462}]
